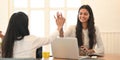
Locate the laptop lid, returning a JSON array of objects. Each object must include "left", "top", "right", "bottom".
[{"left": 51, "top": 37, "right": 80, "bottom": 59}]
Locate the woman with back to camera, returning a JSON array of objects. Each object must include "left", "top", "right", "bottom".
[
  {"left": 55, "top": 5, "right": 104, "bottom": 56},
  {"left": 1, "top": 12, "right": 58, "bottom": 58}
]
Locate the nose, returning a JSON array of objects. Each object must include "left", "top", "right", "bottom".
[{"left": 80, "top": 14, "right": 85, "bottom": 18}]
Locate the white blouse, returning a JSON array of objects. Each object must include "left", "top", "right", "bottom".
[
  {"left": 13, "top": 31, "right": 58, "bottom": 58},
  {"left": 63, "top": 25, "right": 104, "bottom": 56}
]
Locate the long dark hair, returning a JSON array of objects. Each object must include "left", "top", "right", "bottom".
[
  {"left": 2, "top": 12, "right": 30, "bottom": 58},
  {"left": 76, "top": 5, "right": 96, "bottom": 49}
]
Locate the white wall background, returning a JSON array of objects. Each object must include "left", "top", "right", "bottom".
[
  {"left": 0, "top": 0, "right": 8, "bottom": 34},
  {"left": 1, "top": 0, "right": 120, "bottom": 33}
]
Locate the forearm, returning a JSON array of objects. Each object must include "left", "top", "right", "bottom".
[
  {"left": 0, "top": 33, "right": 4, "bottom": 39},
  {"left": 59, "top": 28, "right": 64, "bottom": 37},
  {"left": 0, "top": 31, "right": 4, "bottom": 38}
]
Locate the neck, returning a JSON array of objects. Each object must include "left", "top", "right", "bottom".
[{"left": 82, "top": 23, "right": 87, "bottom": 29}]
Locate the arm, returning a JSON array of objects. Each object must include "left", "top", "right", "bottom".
[
  {"left": 79, "top": 27, "right": 104, "bottom": 56},
  {"left": 93, "top": 27, "right": 104, "bottom": 56},
  {"left": 58, "top": 25, "right": 76, "bottom": 37},
  {"left": 54, "top": 12, "right": 76, "bottom": 37},
  {"left": 59, "top": 28, "right": 64, "bottom": 37},
  {"left": 32, "top": 31, "right": 59, "bottom": 48},
  {"left": 64, "top": 25, "right": 76, "bottom": 37},
  {"left": 0, "top": 31, "right": 4, "bottom": 39},
  {"left": 54, "top": 12, "right": 65, "bottom": 37},
  {"left": 33, "top": 12, "right": 66, "bottom": 47}
]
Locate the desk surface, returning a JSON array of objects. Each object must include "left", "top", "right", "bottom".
[
  {"left": 41, "top": 54, "right": 120, "bottom": 60},
  {"left": 0, "top": 54, "right": 120, "bottom": 60},
  {"left": 102, "top": 54, "right": 120, "bottom": 60}
]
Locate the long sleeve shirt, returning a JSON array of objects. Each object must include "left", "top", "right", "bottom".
[
  {"left": 13, "top": 31, "right": 58, "bottom": 58},
  {"left": 62, "top": 25, "right": 104, "bottom": 56}
]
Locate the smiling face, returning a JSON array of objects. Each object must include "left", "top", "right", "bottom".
[{"left": 79, "top": 8, "right": 90, "bottom": 24}]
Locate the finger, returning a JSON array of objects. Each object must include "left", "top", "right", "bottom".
[
  {"left": 57, "top": 12, "right": 59, "bottom": 15},
  {"left": 63, "top": 17, "right": 66, "bottom": 22},
  {"left": 54, "top": 15, "right": 58, "bottom": 25},
  {"left": 80, "top": 46, "right": 84, "bottom": 48},
  {"left": 59, "top": 12, "right": 63, "bottom": 18},
  {"left": 57, "top": 12, "right": 63, "bottom": 19},
  {"left": 54, "top": 15, "right": 57, "bottom": 20},
  {"left": 57, "top": 12, "right": 60, "bottom": 18},
  {"left": 59, "top": 12, "right": 62, "bottom": 16},
  {"left": 62, "top": 17, "right": 65, "bottom": 20},
  {"left": 59, "top": 15, "right": 62, "bottom": 18},
  {"left": 80, "top": 48, "right": 84, "bottom": 51}
]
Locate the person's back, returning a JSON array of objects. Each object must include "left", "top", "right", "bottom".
[
  {"left": 1, "top": 12, "right": 57, "bottom": 58},
  {"left": 13, "top": 35, "right": 36, "bottom": 58}
]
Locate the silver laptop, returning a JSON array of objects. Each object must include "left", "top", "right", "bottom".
[{"left": 51, "top": 37, "right": 80, "bottom": 59}]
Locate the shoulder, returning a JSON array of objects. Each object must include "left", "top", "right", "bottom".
[
  {"left": 14, "top": 35, "right": 39, "bottom": 46},
  {"left": 23, "top": 35, "right": 39, "bottom": 41},
  {"left": 95, "top": 26, "right": 100, "bottom": 32},
  {"left": 67, "top": 25, "right": 76, "bottom": 30},
  {"left": 66, "top": 25, "right": 76, "bottom": 32},
  {"left": 95, "top": 26, "right": 101, "bottom": 35},
  {"left": 24, "top": 35, "right": 37, "bottom": 39}
]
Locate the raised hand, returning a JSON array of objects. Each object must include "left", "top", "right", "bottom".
[{"left": 54, "top": 12, "right": 65, "bottom": 31}]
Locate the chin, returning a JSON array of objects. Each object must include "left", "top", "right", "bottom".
[{"left": 80, "top": 19, "right": 87, "bottom": 23}]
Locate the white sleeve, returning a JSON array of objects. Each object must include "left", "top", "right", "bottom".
[
  {"left": 93, "top": 27, "right": 104, "bottom": 56},
  {"left": 64, "top": 25, "right": 76, "bottom": 37},
  {"left": 32, "top": 31, "right": 59, "bottom": 49}
]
